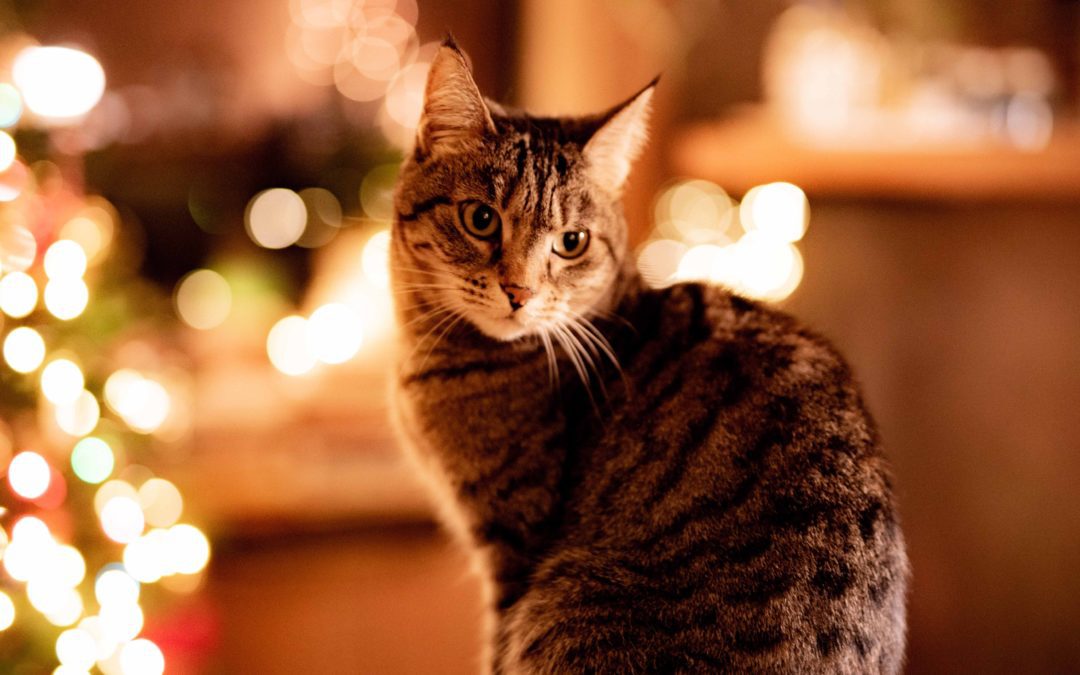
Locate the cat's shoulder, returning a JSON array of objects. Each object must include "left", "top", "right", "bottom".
[{"left": 647, "top": 282, "right": 857, "bottom": 392}]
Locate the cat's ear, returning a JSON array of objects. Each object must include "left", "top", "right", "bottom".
[
  {"left": 417, "top": 37, "right": 497, "bottom": 158},
  {"left": 583, "top": 78, "right": 658, "bottom": 195}
]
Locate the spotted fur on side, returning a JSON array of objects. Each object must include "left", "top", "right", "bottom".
[{"left": 389, "top": 38, "right": 908, "bottom": 674}]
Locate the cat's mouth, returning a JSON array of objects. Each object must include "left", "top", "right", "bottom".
[{"left": 461, "top": 304, "right": 536, "bottom": 342}]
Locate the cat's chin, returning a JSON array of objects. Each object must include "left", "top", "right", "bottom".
[{"left": 468, "top": 314, "right": 532, "bottom": 342}]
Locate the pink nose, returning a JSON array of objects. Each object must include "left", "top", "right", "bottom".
[{"left": 500, "top": 282, "right": 534, "bottom": 311}]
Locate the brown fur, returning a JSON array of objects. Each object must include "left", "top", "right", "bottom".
[{"left": 390, "top": 38, "right": 908, "bottom": 674}]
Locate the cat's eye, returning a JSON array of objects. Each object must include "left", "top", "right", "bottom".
[
  {"left": 553, "top": 230, "right": 590, "bottom": 259},
  {"left": 460, "top": 201, "right": 501, "bottom": 240}
]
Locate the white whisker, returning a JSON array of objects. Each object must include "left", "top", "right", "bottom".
[
  {"left": 417, "top": 311, "right": 467, "bottom": 374},
  {"left": 569, "top": 311, "right": 627, "bottom": 390},
  {"left": 538, "top": 328, "right": 559, "bottom": 390},
  {"left": 400, "top": 303, "right": 457, "bottom": 330},
  {"left": 405, "top": 307, "right": 461, "bottom": 365}
]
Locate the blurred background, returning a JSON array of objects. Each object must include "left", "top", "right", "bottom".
[{"left": 0, "top": 0, "right": 1077, "bottom": 672}]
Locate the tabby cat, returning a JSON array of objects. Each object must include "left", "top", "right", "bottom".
[{"left": 389, "top": 38, "right": 908, "bottom": 674}]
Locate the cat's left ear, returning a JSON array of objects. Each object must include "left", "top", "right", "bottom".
[
  {"left": 416, "top": 37, "right": 497, "bottom": 158},
  {"left": 583, "top": 78, "right": 658, "bottom": 195}
]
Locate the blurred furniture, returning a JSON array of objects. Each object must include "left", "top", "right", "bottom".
[{"left": 673, "top": 108, "right": 1080, "bottom": 200}]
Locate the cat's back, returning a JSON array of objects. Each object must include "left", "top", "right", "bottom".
[{"left": 504, "top": 283, "right": 909, "bottom": 674}]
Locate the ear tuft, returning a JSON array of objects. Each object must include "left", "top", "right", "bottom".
[
  {"left": 582, "top": 79, "right": 658, "bottom": 196},
  {"left": 417, "top": 41, "right": 496, "bottom": 158}
]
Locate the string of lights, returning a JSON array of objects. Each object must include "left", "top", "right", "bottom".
[{"left": 0, "top": 38, "right": 210, "bottom": 675}]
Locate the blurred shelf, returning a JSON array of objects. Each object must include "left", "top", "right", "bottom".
[{"left": 672, "top": 108, "right": 1080, "bottom": 201}]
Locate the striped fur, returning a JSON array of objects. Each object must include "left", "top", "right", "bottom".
[{"left": 389, "top": 39, "right": 908, "bottom": 674}]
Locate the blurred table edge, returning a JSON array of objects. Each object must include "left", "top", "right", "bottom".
[
  {"left": 671, "top": 108, "right": 1080, "bottom": 202},
  {"left": 163, "top": 357, "right": 438, "bottom": 539}
]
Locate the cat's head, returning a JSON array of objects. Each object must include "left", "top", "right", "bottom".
[{"left": 392, "top": 37, "right": 654, "bottom": 342}]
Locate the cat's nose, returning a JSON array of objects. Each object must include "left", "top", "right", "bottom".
[{"left": 499, "top": 282, "right": 534, "bottom": 311}]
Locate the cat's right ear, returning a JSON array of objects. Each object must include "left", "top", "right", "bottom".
[{"left": 416, "top": 37, "right": 496, "bottom": 158}]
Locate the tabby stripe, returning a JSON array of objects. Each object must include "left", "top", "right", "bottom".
[
  {"left": 858, "top": 500, "right": 886, "bottom": 541},
  {"left": 678, "top": 650, "right": 732, "bottom": 670},
  {"left": 765, "top": 489, "right": 836, "bottom": 531},
  {"left": 635, "top": 474, "right": 756, "bottom": 553},
  {"left": 635, "top": 407, "right": 793, "bottom": 550},
  {"left": 608, "top": 285, "right": 665, "bottom": 361},
  {"left": 397, "top": 195, "right": 452, "bottom": 222},
  {"left": 635, "top": 349, "right": 752, "bottom": 505},
  {"left": 621, "top": 533, "right": 774, "bottom": 582},
  {"left": 596, "top": 233, "right": 618, "bottom": 262},
  {"left": 637, "top": 386, "right": 726, "bottom": 505},
  {"left": 457, "top": 445, "right": 525, "bottom": 498},
  {"left": 816, "top": 628, "right": 843, "bottom": 656},
  {"left": 811, "top": 558, "right": 854, "bottom": 598},
  {"left": 731, "top": 626, "right": 786, "bottom": 654},
  {"left": 477, "top": 519, "right": 528, "bottom": 552},
  {"left": 627, "top": 285, "right": 711, "bottom": 395},
  {"left": 402, "top": 354, "right": 531, "bottom": 385},
  {"left": 683, "top": 283, "right": 708, "bottom": 341},
  {"left": 724, "top": 571, "right": 796, "bottom": 604},
  {"left": 589, "top": 341, "right": 731, "bottom": 510}
]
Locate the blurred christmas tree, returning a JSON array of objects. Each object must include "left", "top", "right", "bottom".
[{"left": 0, "top": 36, "right": 212, "bottom": 675}]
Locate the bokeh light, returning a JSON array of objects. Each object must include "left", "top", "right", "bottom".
[
  {"left": 0, "top": 131, "right": 16, "bottom": 172},
  {"left": 55, "top": 628, "right": 97, "bottom": 670},
  {"left": 118, "top": 638, "right": 165, "bottom": 675},
  {"left": 167, "top": 524, "right": 211, "bottom": 575},
  {"left": 44, "top": 278, "right": 90, "bottom": 320},
  {"left": 296, "top": 187, "right": 343, "bottom": 249},
  {"left": 70, "top": 437, "right": 115, "bottom": 484},
  {"left": 288, "top": 0, "right": 423, "bottom": 119},
  {"left": 0, "top": 159, "right": 29, "bottom": 202},
  {"left": 245, "top": 188, "right": 307, "bottom": 249},
  {"left": 103, "top": 370, "right": 171, "bottom": 434},
  {"left": 0, "top": 591, "right": 14, "bottom": 631},
  {"left": 359, "top": 165, "right": 398, "bottom": 221},
  {"left": 307, "top": 302, "right": 364, "bottom": 364},
  {"left": 9, "top": 450, "right": 51, "bottom": 499},
  {"left": 59, "top": 202, "right": 117, "bottom": 265},
  {"left": 100, "top": 496, "right": 145, "bottom": 544},
  {"left": 77, "top": 615, "right": 118, "bottom": 663},
  {"left": 636, "top": 239, "right": 688, "bottom": 288},
  {"left": 361, "top": 229, "right": 391, "bottom": 288},
  {"left": 1005, "top": 93, "right": 1053, "bottom": 151},
  {"left": 0, "top": 223, "right": 37, "bottom": 271},
  {"left": 137, "top": 478, "right": 183, "bottom": 528},
  {"left": 40, "top": 588, "right": 83, "bottom": 627},
  {"left": 123, "top": 532, "right": 164, "bottom": 583},
  {"left": 13, "top": 46, "right": 106, "bottom": 121},
  {"left": 384, "top": 60, "right": 431, "bottom": 130},
  {"left": 174, "top": 269, "right": 232, "bottom": 330},
  {"left": 98, "top": 600, "right": 142, "bottom": 644},
  {"left": 0, "top": 83, "right": 23, "bottom": 128},
  {"left": 654, "top": 179, "right": 738, "bottom": 244},
  {"left": 4, "top": 326, "right": 46, "bottom": 373},
  {"left": 739, "top": 182, "right": 809, "bottom": 242},
  {"left": 95, "top": 566, "right": 140, "bottom": 607},
  {"left": 41, "top": 545, "right": 87, "bottom": 589},
  {"left": 41, "top": 359, "right": 85, "bottom": 405},
  {"left": 54, "top": 390, "right": 101, "bottom": 437},
  {"left": 4, "top": 517, "right": 53, "bottom": 581},
  {"left": 735, "top": 232, "right": 805, "bottom": 300},
  {"left": 642, "top": 179, "right": 811, "bottom": 302},
  {"left": 267, "top": 315, "right": 317, "bottom": 376},
  {"left": 0, "top": 271, "right": 39, "bottom": 318},
  {"left": 44, "top": 240, "right": 89, "bottom": 280}
]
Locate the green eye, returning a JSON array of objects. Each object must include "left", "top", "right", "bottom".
[
  {"left": 553, "top": 230, "right": 590, "bottom": 259},
  {"left": 460, "top": 201, "right": 501, "bottom": 239}
]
